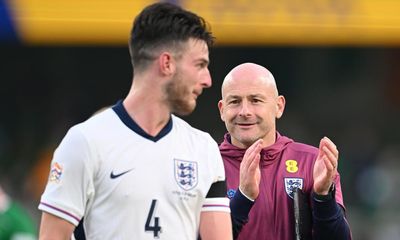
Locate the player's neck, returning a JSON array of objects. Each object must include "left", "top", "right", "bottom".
[
  {"left": 123, "top": 89, "right": 171, "bottom": 137},
  {"left": 261, "top": 131, "right": 277, "bottom": 148}
]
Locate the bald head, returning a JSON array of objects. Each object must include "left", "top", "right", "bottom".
[
  {"left": 218, "top": 62, "right": 285, "bottom": 148},
  {"left": 221, "top": 63, "right": 278, "bottom": 98}
]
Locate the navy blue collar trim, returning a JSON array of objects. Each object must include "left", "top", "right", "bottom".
[{"left": 112, "top": 100, "right": 173, "bottom": 142}]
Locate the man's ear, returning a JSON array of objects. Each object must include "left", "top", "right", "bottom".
[
  {"left": 276, "top": 95, "right": 286, "bottom": 119},
  {"left": 218, "top": 100, "right": 225, "bottom": 122},
  {"left": 158, "top": 52, "right": 176, "bottom": 76}
]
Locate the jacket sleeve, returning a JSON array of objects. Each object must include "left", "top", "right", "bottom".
[
  {"left": 312, "top": 192, "right": 352, "bottom": 240},
  {"left": 230, "top": 189, "right": 255, "bottom": 239}
]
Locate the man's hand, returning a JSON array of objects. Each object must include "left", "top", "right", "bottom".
[
  {"left": 239, "top": 139, "right": 263, "bottom": 200},
  {"left": 313, "top": 137, "right": 338, "bottom": 195}
]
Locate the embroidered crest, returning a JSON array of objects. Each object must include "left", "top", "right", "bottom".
[
  {"left": 227, "top": 189, "right": 236, "bottom": 199},
  {"left": 174, "top": 159, "right": 198, "bottom": 191},
  {"left": 284, "top": 177, "right": 303, "bottom": 199},
  {"left": 49, "top": 162, "right": 63, "bottom": 183}
]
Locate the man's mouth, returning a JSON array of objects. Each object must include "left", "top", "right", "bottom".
[
  {"left": 236, "top": 123, "right": 256, "bottom": 126},
  {"left": 193, "top": 90, "right": 202, "bottom": 97}
]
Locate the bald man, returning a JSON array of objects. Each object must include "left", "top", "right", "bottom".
[{"left": 218, "top": 63, "right": 352, "bottom": 240}]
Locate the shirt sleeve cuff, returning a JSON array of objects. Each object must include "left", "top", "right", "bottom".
[
  {"left": 230, "top": 188, "right": 255, "bottom": 218},
  {"left": 312, "top": 194, "right": 341, "bottom": 220},
  {"left": 238, "top": 187, "right": 255, "bottom": 202}
]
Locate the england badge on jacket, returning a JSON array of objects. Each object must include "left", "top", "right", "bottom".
[{"left": 284, "top": 177, "right": 303, "bottom": 199}]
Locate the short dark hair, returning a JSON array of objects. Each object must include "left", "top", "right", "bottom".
[{"left": 129, "top": 2, "right": 214, "bottom": 72}]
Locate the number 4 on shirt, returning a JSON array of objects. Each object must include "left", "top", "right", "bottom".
[{"left": 145, "top": 199, "right": 162, "bottom": 238}]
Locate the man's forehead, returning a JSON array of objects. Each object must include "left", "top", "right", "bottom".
[
  {"left": 224, "top": 76, "right": 268, "bottom": 90},
  {"left": 222, "top": 76, "right": 278, "bottom": 98},
  {"left": 184, "top": 39, "right": 209, "bottom": 58},
  {"left": 187, "top": 38, "right": 208, "bottom": 52},
  {"left": 221, "top": 63, "right": 278, "bottom": 98},
  {"left": 224, "top": 87, "right": 267, "bottom": 98}
]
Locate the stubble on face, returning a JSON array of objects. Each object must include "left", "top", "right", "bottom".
[
  {"left": 165, "top": 68, "right": 196, "bottom": 116},
  {"left": 220, "top": 63, "right": 281, "bottom": 148},
  {"left": 227, "top": 115, "right": 271, "bottom": 148},
  {"left": 164, "top": 39, "right": 210, "bottom": 116}
]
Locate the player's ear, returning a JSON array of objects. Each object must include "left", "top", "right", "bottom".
[
  {"left": 276, "top": 95, "right": 285, "bottom": 119},
  {"left": 218, "top": 100, "right": 225, "bottom": 122},
  {"left": 158, "top": 52, "right": 176, "bottom": 76}
]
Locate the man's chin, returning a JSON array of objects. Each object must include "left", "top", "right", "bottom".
[
  {"left": 233, "top": 134, "right": 259, "bottom": 147},
  {"left": 172, "top": 103, "right": 196, "bottom": 116}
]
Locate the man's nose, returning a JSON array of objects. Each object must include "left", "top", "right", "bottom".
[
  {"left": 239, "top": 101, "right": 251, "bottom": 116},
  {"left": 201, "top": 68, "right": 212, "bottom": 88}
]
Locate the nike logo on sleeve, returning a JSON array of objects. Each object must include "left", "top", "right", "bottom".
[{"left": 110, "top": 169, "right": 133, "bottom": 179}]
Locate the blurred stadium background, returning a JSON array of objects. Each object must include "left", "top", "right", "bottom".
[{"left": 1, "top": 0, "right": 400, "bottom": 239}]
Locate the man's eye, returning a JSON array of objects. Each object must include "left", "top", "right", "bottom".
[{"left": 198, "top": 63, "right": 207, "bottom": 68}]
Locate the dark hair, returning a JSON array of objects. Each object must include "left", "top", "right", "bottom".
[{"left": 129, "top": 2, "right": 214, "bottom": 72}]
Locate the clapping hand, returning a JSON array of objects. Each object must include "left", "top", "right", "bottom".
[
  {"left": 313, "top": 137, "right": 339, "bottom": 195},
  {"left": 239, "top": 139, "right": 263, "bottom": 200}
]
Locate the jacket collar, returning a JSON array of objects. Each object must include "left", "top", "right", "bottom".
[{"left": 219, "top": 132, "right": 293, "bottom": 165}]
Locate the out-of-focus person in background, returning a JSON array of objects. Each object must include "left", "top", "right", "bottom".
[
  {"left": 218, "top": 62, "right": 352, "bottom": 239},
  {"left": 0, "top": 184, "right": 37, "bottom": 240},
  {"left": 37, "top": 2, "right": 232, "bottom": 240}
]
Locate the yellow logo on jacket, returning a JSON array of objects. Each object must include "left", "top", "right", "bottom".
[{"left": 285, "top": 160, "right": 298, "bottom": 173}]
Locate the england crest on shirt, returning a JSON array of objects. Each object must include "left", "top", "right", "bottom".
[
  {"left": 174, "top": 159, "right": 198, "bottom": 191},
  {"left": 284, "top": 177, "right": 303, "bottom": 199}
]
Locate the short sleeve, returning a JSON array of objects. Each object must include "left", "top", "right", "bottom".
[
  {"left": 201, "top": 135, "right": 230, "bottom": 213},
  {"left": 38, "top": 126, "right": 95, "bottom": 226}
]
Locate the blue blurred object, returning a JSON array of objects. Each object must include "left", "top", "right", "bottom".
[{"left": 0, "top": 0, "right": 18, "bottom": 42}]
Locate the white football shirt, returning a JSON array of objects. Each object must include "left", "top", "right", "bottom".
[{"left": 39, "top": 101, "right": 229, "bottom": 239}]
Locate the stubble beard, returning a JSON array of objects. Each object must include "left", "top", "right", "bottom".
[
  {"left": 232, "top": 131, "right": 259, "bottom": 148},
  {"left": 229, "top": 117, "right": 268, "bottom": 147},
  {"left": 165, "top": 73, "right": 196, "bottom": 116}
]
